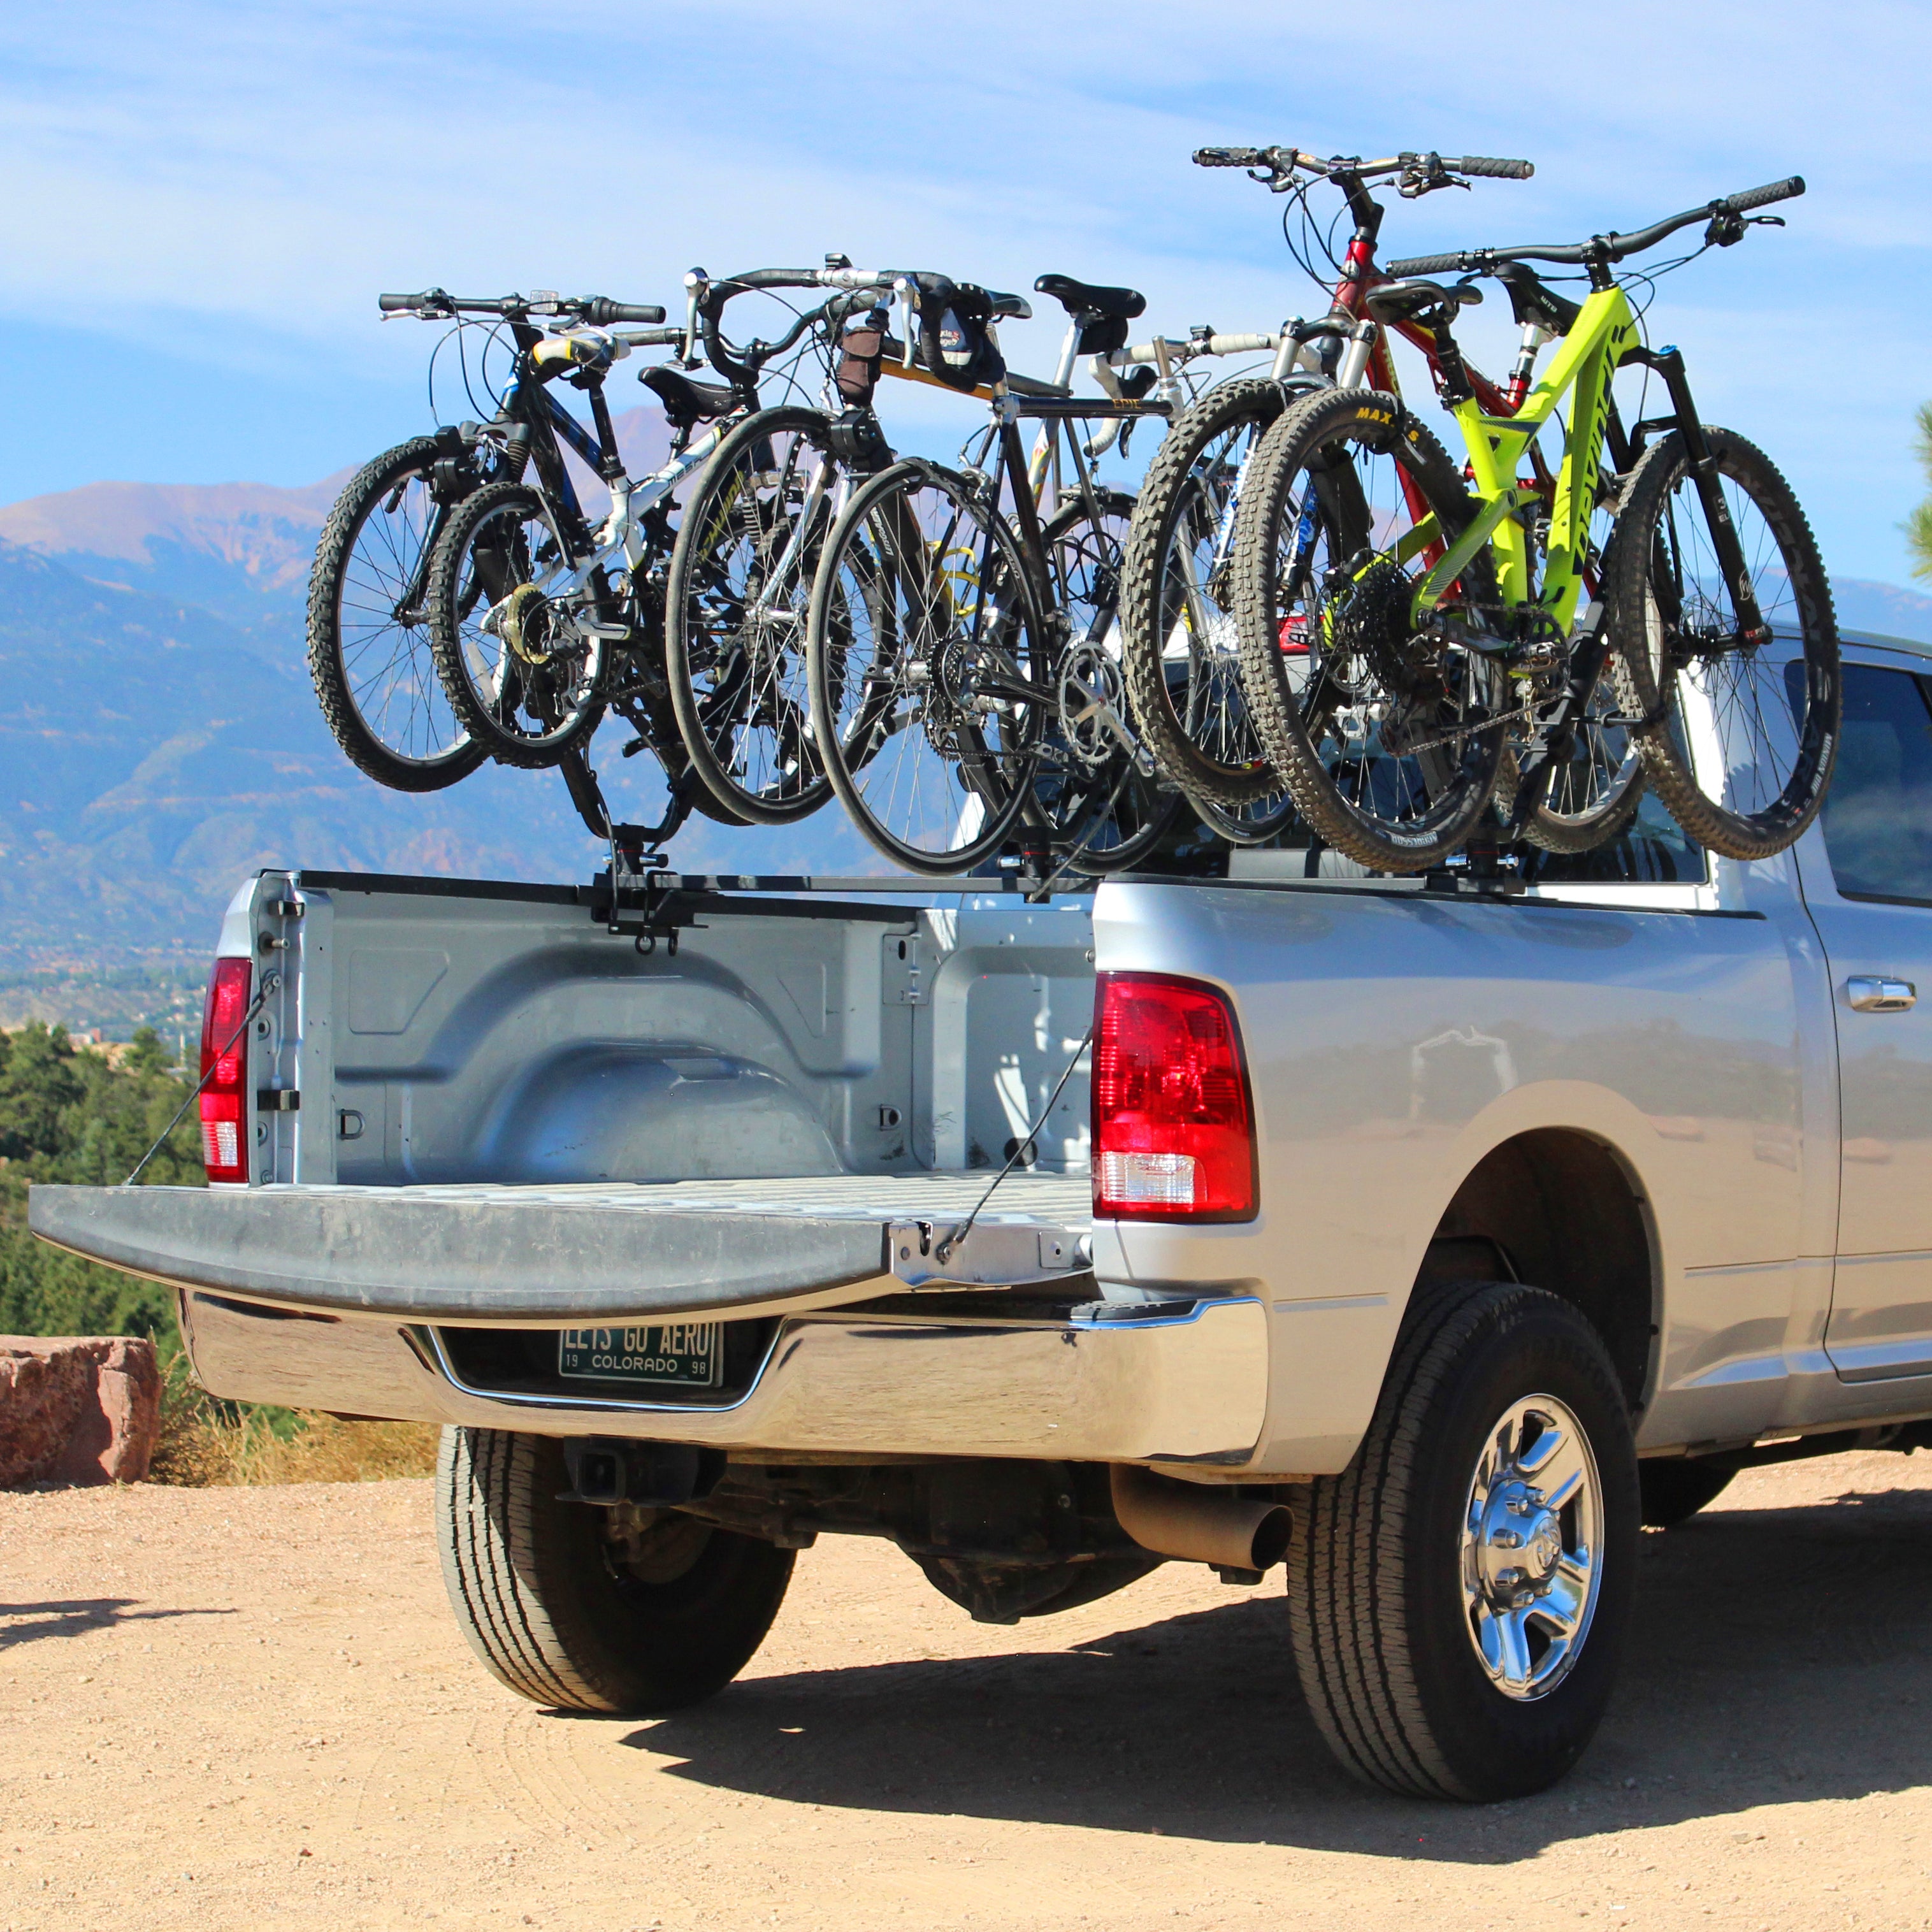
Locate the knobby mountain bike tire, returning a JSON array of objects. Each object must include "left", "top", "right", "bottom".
[
  {"left": 663, "top": 407, "right": 841, "bottom": 826},
  {"left": 1232, "top": 389, "right": 1507, "bottom": 874},
  {"left": 426, "top": 480, "right": 607, "bottom": 768},
  {"left": 1118, "top": 378, "right": 1292, "bottom": 810},
  {"left": 1605, "top": 426, "right": 1839, "bottom": 861},
  {"left": 306, "top": 437, "right": 487, "bottom": 792},
  {"left": 806, "top": 459, "right": 1041, "bottom": 876}
]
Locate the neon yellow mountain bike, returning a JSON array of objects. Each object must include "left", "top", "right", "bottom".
[{"left": 1231, "top": 174, "right": 1839, "bottom": 873}]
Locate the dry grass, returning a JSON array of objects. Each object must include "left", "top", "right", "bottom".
[{"left": 149, "top": 1356, "right": 438, "bottom": 1486}]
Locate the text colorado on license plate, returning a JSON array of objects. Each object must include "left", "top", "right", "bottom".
[{"left": 556, "top": 1324, "right": 723, "bottom": 1388}]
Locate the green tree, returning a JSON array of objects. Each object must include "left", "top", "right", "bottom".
[
  {"left": 1910, "top": 402, "right": 1932, "bottom": 582},
  {"left": 0, "top": 1022, "right": 201, "bottom": 1344}
]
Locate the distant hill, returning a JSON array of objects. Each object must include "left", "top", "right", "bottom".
[
  {"left": 0, "top": 406, "right": 672, "bottom": 638},
  {"left": 1835, "top": 577, "right": 1932, "bottom": 645},
  {"left": 0, "top": 472, "right": 865, "bottom": 981}
]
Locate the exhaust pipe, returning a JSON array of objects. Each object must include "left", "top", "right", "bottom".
[{"left": 1110, "top": 1465, "right": 1294, "bottom": 1573}]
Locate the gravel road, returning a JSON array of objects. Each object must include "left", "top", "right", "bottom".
[{"left": 5, "top": 1450, "right": 1932, "bottom": 1931}]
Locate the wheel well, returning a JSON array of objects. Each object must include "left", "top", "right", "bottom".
[{"left": 1418, "top": 1128, "right": 1655, "bottom": 1409}]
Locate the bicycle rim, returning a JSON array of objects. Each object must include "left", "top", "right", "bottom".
[
  {"left": 808, "top": 461, "right": 1039, "bottom": 875},
  {"left": 667, "top": 407, "right": 837, "bottom": 825}
]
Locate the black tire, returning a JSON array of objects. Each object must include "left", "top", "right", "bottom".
[
  {"left": 436, "top": 1427, "right": 793, "bottom": 1715},
  {"left": 1606, "top": 426, "right": 1840, "bottom": 861},
  {"left": 1288, "top": 1281, "right": 1639, "bottom": 1801},
  {"left": 1638, "top": 1458, "right": 1734, "bottom": 1529},
  {"left": 1034, "top": 487, "right": 1181, "bottom": 874},
  {"left": 806, "top": 459, "right": 1039, "bottom": 875},
  {"left": 1119, "top": 379, "right": 1290, "bottom": 807},
  {"left": 664, "top": 407, "right": 839, "bottom": 825},
  {"left": 428, "top": 480, "right": 607, "bottom": 768},
  {"left": 1233, "top": 391, "right": 1508, "bottom": 874},
  {"left": 306, "top": 437, "right": 487, "bottom": 791}
]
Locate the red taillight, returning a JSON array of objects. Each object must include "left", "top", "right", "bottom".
[
  {"left": 199, "top": 958, "right": 252, "bottom": 1183},
  {"left": 1278, "top": 614, "right": 1310, "bottom": 656},
  {"left": 1092, "top": 973, "right": 1256, "bottom": 1222}
]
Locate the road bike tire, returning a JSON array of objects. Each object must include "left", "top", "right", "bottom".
[
  {"left": 1033, "top": 488, "right": 1180, "bottom": 876},
  {"left": 1119, "top": 378, "right": 1291, "bottom": 809},
  {"left": 1604, "top": 426, "right": 1839, "bottom": 861},
  {"left": 426, "top": 480, "right": 607, "bottom": 768},
  {"left": 306, "top": 436, "right": 487, "bottom": 792},
  {"left": 1232, "top": 389, "right": 1507, "bottom": 874},
  {"left": 806, "top": 459, "right": 1040, "bottom": 876},
  {"left": 664, "top": 407, "right": 840, "bottom": 826}
]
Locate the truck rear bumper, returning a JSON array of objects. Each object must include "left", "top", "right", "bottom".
[{"left": 176, "top": 1287, "right": 1271, "bottom": 1467}]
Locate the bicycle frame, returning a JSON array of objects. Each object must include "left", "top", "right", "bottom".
[{"left": 1415, "top": 284, "right": 1640, "bottom": 636}]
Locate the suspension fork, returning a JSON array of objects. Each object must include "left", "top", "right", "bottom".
[{"left": 1631, "top": 345, "right": 1767, "bottom": 645}]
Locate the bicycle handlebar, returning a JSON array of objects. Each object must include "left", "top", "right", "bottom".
[
  {"left": 1192, "top": 147, "right": 1532, "bottom": 182},
  {"left": 377, "top": 289, "right": 667, "bottom": 323},
  {"left": 1383, "top": 175, "right": 1805, "bottom": 277}
]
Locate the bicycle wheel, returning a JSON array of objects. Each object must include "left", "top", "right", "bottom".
[
  {"left": 306, "top": 437, "right": 487, "bottom": 791},
  {"left": 1119, "top": 379, "right": 1290, "bottom": 809},
  {"left": 1034, "top": 487, "right": 1179, "bottom": 875},
  {"left": 665, "top": 407, "right": 840, "bottom": 825},
  {"left": 427, "top": 480, "right": 606, "bottom": 768},
  {"left": 1605, "top": 426, "right": 1839, "bottom": 861},
  {"left": 1232, "top": 389, "right": 1507, "bottom": 874},
  {"left": 807, "top": 460, "right": 1041, "bottom": 876},
  {"left": 1498, "top": 651, "right": 1648, "bottom": 854}
]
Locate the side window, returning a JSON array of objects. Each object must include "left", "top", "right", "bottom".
[
  {"left": 1519, "top": 786, "right": 1706, "bottom": 886},
  {"left": 1808, "top": 663, "right": 1932, "bottom": 904}
]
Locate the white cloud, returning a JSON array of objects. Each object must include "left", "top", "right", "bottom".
[{"left": 0, "top": 0, "right": 1926, "bottom": 571}]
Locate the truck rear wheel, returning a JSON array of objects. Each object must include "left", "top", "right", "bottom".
[
  {"left": 1288, "top": 1282, "right": 1638, "bottom": 1801},
  {"left": 436, "top": 1427, "right": 794, "bottom": 1714}
]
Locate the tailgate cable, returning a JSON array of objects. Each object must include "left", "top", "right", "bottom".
[
  {"left": 122, "top": 969, "right": 280, "bottom": 1187},
  {"left": 934, "top": 1024, "right": 1093, "bottom": 1264}
]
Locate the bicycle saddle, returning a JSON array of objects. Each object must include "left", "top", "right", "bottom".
[
  {"left": 638, "top": 364, "right": 737, "bottom": 426},
  {"left": 1363, "top": 278, "right": 1482, "bottom": 325},
  {"left": 985, "top": 289, "right": 1033, "bottom": 321},
  {"left": 1033, "top": 274, "right": 1147, "bottom": 323}
]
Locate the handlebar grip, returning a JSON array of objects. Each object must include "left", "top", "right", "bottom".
[
  {"left": 613, "top": 326, "right": 684, "bottom": 347},
  {"left": 1193, "top": 147, "right": 1268, "bottom": 168},
  {"left": 378, "top": 290, "right": 443, "bottom": 313},
  {"left": 727, "top": 268, "right": 826, "bottom": 291},
  {"left": 581, "top": 299, "right": 668, "bottom": 326},
  {"left": 1381, "top": 252, "right": 1473, "bottom": 278},
  {"left": 1453, "top": 156, "right": 1534, "bottom": 180},
  {"left": 1723, "top": 175, "right": 1805, "bottom": 213}
]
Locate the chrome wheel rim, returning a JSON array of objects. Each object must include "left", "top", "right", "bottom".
[{"left": 1460, "top": 1392, "right": 1603, "bottom": 1701}]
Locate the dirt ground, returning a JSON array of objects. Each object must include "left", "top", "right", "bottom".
[{"left": 5, "top": 1453, "right": 1932, "bottom": 1932}]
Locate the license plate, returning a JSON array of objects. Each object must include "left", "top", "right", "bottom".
[{"left": 556, "top": 1323, "right": 723, "bottom": 1388}]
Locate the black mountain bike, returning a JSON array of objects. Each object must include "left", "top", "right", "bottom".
[{"left": 306, "top": 289, "right": 665, "bottom": 794}]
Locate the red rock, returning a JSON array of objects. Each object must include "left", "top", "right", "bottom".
[{"left": 0, "top": 1336, "right": 161, "bottom": 1487}]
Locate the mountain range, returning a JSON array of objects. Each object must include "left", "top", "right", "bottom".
[{"left": 1, "top": 422, "right": 1929, "bottom": 978}]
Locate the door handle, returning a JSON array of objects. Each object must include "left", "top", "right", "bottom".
[{"left": 1846, "top": 976, "right": 1917, "bottom": 1013}]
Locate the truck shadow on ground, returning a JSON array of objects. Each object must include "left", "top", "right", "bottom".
[
  {"left": 0, "top": 1598, "right": 234, "bottom": 1651},
  {"left": 617, "top": 1478, "right": 1932, "bottom": 1857}
]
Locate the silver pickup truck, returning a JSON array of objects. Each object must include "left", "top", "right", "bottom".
[{"left": 31, "top": 628, "right": 1932, "bottom": 1803}]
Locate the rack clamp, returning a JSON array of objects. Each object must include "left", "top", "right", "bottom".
[{"left": 589, "top": 866, "right": 706, "bottom": 956}]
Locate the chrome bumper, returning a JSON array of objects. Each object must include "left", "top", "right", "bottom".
[{"left": 178, "top": 1289, "right": 1270, "bottom": 1467}]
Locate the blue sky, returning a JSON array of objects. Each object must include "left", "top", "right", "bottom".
[{"left": 1, "top": 0, "right": 1928, "bottom": 582}]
